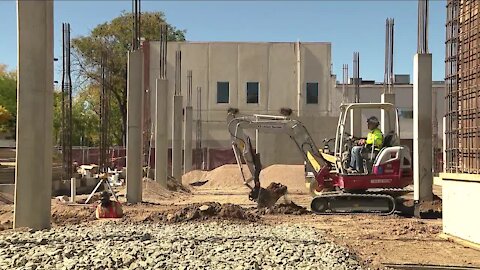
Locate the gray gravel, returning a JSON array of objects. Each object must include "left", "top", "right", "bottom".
[{"left": 0, "top": 222, "right": 363, "bottom": 270}]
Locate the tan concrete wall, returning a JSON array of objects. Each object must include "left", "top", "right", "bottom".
[
  {"left": 441, "top": 175, "right": 480, "bottom": 245},
  {"left": 147, "top": 41, "right": 332, "bottom": 161}
]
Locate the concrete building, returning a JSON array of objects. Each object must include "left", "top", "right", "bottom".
[
  {"left": 144, "top": 41, "right": 337, "bottom": 166},
  {"left": 144, "top": 41, "right": 445, "bottom": 167}
]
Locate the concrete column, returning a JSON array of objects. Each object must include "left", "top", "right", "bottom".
[
  {"left": 172, "top": 95, "right": 183, "bottom": 183},
  {"left": 381, "top": 93, "right": 396, "bottom": 134},
  {"left": 14, "top": 0, "right": 54, "bottom": 230},
  {"left": 126, "top": 50, "right": 143, "bottom": 203},
  {"left": 350, "top": 110, "right": 362, "bottom": 138},
  {"left": 155, "top": 79, "right": 168, "bottom": 188},
  {"left": 184, "top": 106, "right": 193, "bottom": 174},
  {"left": 296, "top": 41, "right": 302, "bottom": 117},
  {"left": 413, "top": 53, "right": 433, "bottom": 207}
]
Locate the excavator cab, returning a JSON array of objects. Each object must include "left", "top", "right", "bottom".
[{"left": 335, "top": 103, "right": 402, "bottom": 175}]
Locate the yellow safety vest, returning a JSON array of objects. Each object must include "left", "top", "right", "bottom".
[{"left": 366, "top": 128, "right": 383, "bottom": 148}]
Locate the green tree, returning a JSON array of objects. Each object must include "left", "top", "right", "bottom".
[
  {"left": 0, "top": 64, "right": 17, "bottom": 137},
  {"left": 72, "top": 11, "right": 186, "bottom": 145}
]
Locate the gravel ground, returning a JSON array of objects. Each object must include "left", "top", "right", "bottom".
[{"left": 0, "top": 222, "right": 363, "bottom": 270}]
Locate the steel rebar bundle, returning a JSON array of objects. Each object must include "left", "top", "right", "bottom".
[
  {"left": 132, "top": 0, "right": 141, "bottom": 51},
  {"left": 99, "top": 55, "right": 111, "bottom": 173},
  {"left": 160, "top": 24, "right": 167, "bottom": 79},
  {"left": 417, "top": 0, "right": 429, "bottom": 54},
  {"left": 61, "top": 22, "right": 73, "bottom": 180},
  {"left": 384, "top": 18, "right": 395, "bottom": 93},
  {"left": 175, "top": 51, "right": 182, "bottom": 96},
  {"left": 342, "top": 64, "right": 348, "bottom": 103},
  {"left": 353, "top": 52, "right": 360, "bottom": 103}
]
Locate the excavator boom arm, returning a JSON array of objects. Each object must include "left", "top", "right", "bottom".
[{"left": 227, "top": 113, "right": 330, "bottom": 191}]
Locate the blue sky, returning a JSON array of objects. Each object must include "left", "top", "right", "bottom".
[{"left": 0, "top": 1, "right": 446, "bottom": 82}]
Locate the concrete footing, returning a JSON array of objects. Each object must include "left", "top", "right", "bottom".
[
  {"left": 155, "top": 79, "right": 168, "bottom": 188},
  {"left": 440, "top": 173, "right": 480, "bottom": 245},
  {"left": 70, "top": 178, "right": 76, "bottom": 203},
  {"left": 172, "top": 95, "right": 183, "bottom": 183},
  {"left": 413, "top": 53, "right": 433, "bottom": 208},
  {"left": 14, "top": 0, "right": 54, "bottom": 230},
  {"left": 184, "top": 106, "right": 193, "bottom": 175},
  {"left": 126, "top": 50, "right": 143, "bottom": 203}
]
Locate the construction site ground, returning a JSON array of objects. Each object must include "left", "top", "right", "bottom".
[{"left": 0, "top": 164, "right": 479, "bottom": 269}]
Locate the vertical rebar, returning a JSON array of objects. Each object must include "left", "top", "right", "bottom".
[
  {"left": 175, "top": 50, "right": 181, "bottom": 95},
  {"left": 353, "top": 52, "right": 360, "bottom": 103},
  {"left": 196, "top": 86, "right": 203, "bottom": 169},
  {"left": 187, "top": 70, "right": 193, "bottom": 106},
  {"left": 132, "top": 0, "right": 141, "bottom": 51},
  {"left": 99, "top": 54, "right": 110, "bottom": 173},
  {"left": 62, "top": 22, "right": 73, "bottom": 180},
  {"left": 384, "top": 18, "right": 395, "bottom": 94},
  {"left": 418, "top": 0, "right": 429, "bottom": 54},
  {"left": 159, "top": 23, "right": 167, "bottom": 79},
  {"left": 445, "top": 0, "right": 459, "bottom": 173},
  {"left": 342, "top": 64, "right": 348, "bottom": 103}
]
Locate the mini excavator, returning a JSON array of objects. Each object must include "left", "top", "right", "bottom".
[{"left": 227, "top": 103, "right": 413, "bottom": 215}]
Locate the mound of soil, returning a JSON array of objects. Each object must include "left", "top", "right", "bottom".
[
  {"left": 151, "top": 202, "right": 260, "bottom": 223},
  {"left": 257, "top": 201, "right": 310, "bottom": 215},
  {"left": 51, "top": 202, "right": 97, "bottom": 225},
  {"left": 260, "top": 165, "right": 306, "bottom": 193}
]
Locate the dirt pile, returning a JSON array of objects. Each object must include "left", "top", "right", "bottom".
[
  {"left": 257, "top": 201, "right": 310, "bottom": 215},
  {"left": 260, "top": 165, "right": 306, "bottom": 193},
  {"left": 51, "top": 202, "right": 97, "bottom": 225},
  {"left": 144, "top": 202, "right": 260, "bottom": 223},
  {"left": 183, "top": 164, "right": 307, "bottom": 193}
]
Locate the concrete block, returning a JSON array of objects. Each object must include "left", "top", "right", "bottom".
[{"left": 441, "top": 174, "right": 480, "bottom": 245}]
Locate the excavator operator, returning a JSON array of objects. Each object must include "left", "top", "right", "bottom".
[{"left": 347, "top": 116, "right": 383, "bottom": 173}]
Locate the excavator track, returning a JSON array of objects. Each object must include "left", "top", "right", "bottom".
[{"left": 310, "top": 193, "right": 396, "bottom": 215}]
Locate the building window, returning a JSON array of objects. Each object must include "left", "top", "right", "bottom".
[
  {"left": 217, "top": 82, "right": 229, "bottom": 103},
  {"left": 306, "top": 82, "right": 319, "bottom": 104},
  {"left": 399, "top": 109, "right": 414, "bottom": 119},
  {"left": 246, "top": 82, "right": 259, "bottom": 104}
]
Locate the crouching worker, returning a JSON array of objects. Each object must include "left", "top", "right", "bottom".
[{"left": 95, "top": 191, "right": 123, "bottom": 219}]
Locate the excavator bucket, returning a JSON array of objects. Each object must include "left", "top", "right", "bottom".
[{"left": 250, "top": 182, "right": 288, "bottom": 209}]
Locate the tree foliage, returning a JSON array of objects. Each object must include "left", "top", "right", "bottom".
[
  {"left": 0, "top": 64, "right": 16, "bottom": 137},
  {"left": 72, "top": 11, "right": 186, "bottom": 145}
]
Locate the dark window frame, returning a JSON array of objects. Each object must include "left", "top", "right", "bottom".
[
  {"left": 246, "top": 82, "right": 259, "bottom": 104},
  {"left": 217, "top": 81, "right": 230, "bottom": 104},
  {"left": 306, "top": 82, "right": 319, "bottom": 104}
]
